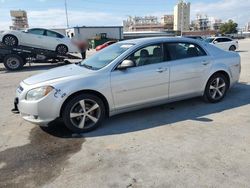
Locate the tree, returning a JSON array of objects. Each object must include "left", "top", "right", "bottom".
[{"left": 220, "top": 20, "right": 238, "bottom": 34}]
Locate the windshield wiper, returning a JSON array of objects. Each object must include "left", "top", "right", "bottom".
[{"left": 81, "top": 64, "right": 96, "bottom": 70}]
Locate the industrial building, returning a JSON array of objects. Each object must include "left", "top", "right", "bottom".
[
  {"left": 174, "top": 1, "right": 191, "bottom": 31},
  {"left": 161, "top": 15, "right": 174, "bottom": 30},
  {"left": 66, "top": 26, "right": 123, "bottom": 48},
  {"left": 10, "top": 10, "right": 29, "bottom": 30},
  {"left": 245, "top": 22, "right": 250, "bottom": 32},
  {"left": 66, "top": 26, "right": 123, "bottom": 40},
  {"left": 123, "top": 16, "right": 165, "bottom": 32},
  {"left": 191, "top": 14, "right": 210, "bottom": 31},
  {"left": 190, "top": 15, "right": 223, "bottom": 32}
]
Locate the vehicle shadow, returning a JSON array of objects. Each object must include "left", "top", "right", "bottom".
[
  {"left": 42, "top": 82, "right": 250, "bottom": 138},
  {"left": 237, "top": 50, "right": 248, "bottom": 53}
]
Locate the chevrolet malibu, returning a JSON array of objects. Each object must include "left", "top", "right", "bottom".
[{"left": 14, "top": 37, "right": 241, "bottom": 133}]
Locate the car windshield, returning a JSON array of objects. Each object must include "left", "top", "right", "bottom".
[
  {"left": 80, "top": 43, "right": 134, "bottom": 70},
  {"left": 204, "top": 38, "right": 214, "bottom": 43}
]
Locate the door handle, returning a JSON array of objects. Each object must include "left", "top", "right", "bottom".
[
  {"left": 202, "top": 61, "right": 210, "bottom": 66},
  {"left": 156, "top": 68, "right": 168, "bottom": 73}
]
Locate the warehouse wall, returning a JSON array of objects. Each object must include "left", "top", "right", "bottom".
[{"left": 72, "top": 27, "right": 123, "bottom": 40}]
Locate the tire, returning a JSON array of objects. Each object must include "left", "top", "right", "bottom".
[
  {"left": 3, "top": 35, "right": 18, "bottom": 46},
  {"left": 3, "top": 54, "right": 24, "bottom": 71},
  {"left": 56, "top": 44, "right": 68, "bottom": 55},
  {"left": 229, "top": 45, "right": 236, "bottom": 51},
  {"left": 203, "top": 73, "right": 229, "bottom": 103},
  {"left": 62, "top": 93, "right": 106, "bottom": 133}
]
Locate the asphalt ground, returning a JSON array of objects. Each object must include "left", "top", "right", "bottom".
[{"left": 0, "top": 39, "right": 250, "bottom": 188}]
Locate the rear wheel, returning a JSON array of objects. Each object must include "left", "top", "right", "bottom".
[
  {"left": 56, "top": 44, "right": 68, "bottom": 55},
  {"left": 3, "top": 54, "right": 24, "bottom": 71},
  {"left": 229, "top": 45, "right": 236, "bottom": 51},
  {"left": 3, "top": 35, "right": 18, "bottom": 46},
  {"left": 203, "top": 73, "right": 229, "bottom": 103},
  {"left": 62, "top": 94, "right": 105, "bottom": 133}
]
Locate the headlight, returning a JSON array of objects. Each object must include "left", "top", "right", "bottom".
[{"left": 26, "top": 86, "right": 54, "bottom": 101}]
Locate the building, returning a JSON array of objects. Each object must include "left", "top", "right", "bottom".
[
  {"left": 208, "top": 17, "right": 223, "bottom": 31},
  {"left": 123, "top": 16, "right": 165, "bottom": 32},
  {"left": 10, "top": 10, "right": 29, "bottom": 30},
  {"left": 245, "top": 22, "right": 250, "bottom": 32},
  {"left": 192, "top": 14, "right": 209, "bottom": 31},
  {"left": 66, "top": 26, "right": 123, "bottom": 40},
  {"left": 174, "top": 1, "right": 190, "bottom": 31},
  {"left": 161, "top": 15, "right": 174, "bottom": 30}
]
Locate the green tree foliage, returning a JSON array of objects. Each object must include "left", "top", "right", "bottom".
[{"left": 220, "top": 20, "right": 238, "bottom": 34}]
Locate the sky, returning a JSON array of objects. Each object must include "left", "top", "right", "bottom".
[{"left": 0, "top": 0, "right": 249, "bottom": 29}]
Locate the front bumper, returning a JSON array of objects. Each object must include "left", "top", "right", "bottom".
[{"left": 14, "top": 83, "right": 62, "bottom": 126}]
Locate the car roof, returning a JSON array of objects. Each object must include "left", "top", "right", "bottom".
[
  {"left": 28, "top": 28, "right": 65, "bottom": 36},
  {"left": 210, "top": 36, "right": 232, "bottom": 39},
  {"left": 119, "top": 37, "right": 203, "bottom": 45}
]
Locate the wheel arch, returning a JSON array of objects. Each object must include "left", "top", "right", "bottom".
[
  {"left": 56, "top": 44, "right": 68, "bottom": 50},
  {"left": 60, "top": 89, "right": 110, "bottom": 118},
  {"left": 204, "top": 70, "right": 231, "bottom": 93},
  {"left": 3, "top": 34, "right": 19, "bottom": 44}
]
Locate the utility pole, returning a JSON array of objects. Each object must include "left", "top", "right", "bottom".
[
  {"left": 180, "top": 1, "right": 184, "bottom": 36},
  {"left": 65, "top": 0, "right": 69, "bottom": 28}
]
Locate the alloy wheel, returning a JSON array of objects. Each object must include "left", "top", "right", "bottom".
[
  {"left": 69, "top": 99, "right": 101, "bottom": 129},
  {"left": 209, "top": 77, "right": 226, "bottom": 100},
  {"left": 57, "top": 45, "right": 67, "bottom": 54},
  {"left": 4, "top": 36, "right": 16, "bottom": 46}
]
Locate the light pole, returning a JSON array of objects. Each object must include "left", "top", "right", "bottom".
[
  {"left": 65, "top": 0, "right": 69, "bottom": 28},
  {"left": 180, "top": 1, "right": 184, "bottom": 36}
]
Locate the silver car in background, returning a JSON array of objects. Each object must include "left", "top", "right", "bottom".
[{"left": 15, "top": 37, "right": 241, "bottom": 133}]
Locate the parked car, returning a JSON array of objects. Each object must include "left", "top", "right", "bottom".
[
  {"left": 14, "top": 37, "right": 241, "bottom": 133},
  {"left": 96, "top": 41, "right": 116, "bottom": 51},
  {"left": 205, "top": 37, "right": 238, "bottom": 51},
  {"left": 183, "top": 35, "right": 203, "bottom": 41},
  {"left": 0, "top": 28, "right": 79, "bottom": 54}
]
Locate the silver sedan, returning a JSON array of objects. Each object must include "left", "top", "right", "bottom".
[{"left": 14, "top": 37, "right": 241, "bottom": 133}]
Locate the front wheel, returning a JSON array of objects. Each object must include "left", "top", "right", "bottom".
[
  {"left": 56, "top": 44, "right": 68, "bottom": 55},
  {"left": 203, "top": 73, "right": 229, "bottom": 103},
  {"left": 62, "top": 94, "right": 106, "bottom": 133},
  {"left": 229, "top": 45, "right": 236, "bottom": 51}
]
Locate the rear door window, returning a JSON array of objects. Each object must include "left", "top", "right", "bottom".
[
  {"left": 164, "top": 42, "right": 207, "bottom": 61},
  {"left": 28, "top": 29, "right": 45, "bottom": 36},
  {"left": 46, "top": 30, "right": 64, "bottom": 38}
]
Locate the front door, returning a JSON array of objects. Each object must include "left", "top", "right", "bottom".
[
  {"left": 23, "top": 28, "right": 46, "bottom": 49},
  {"left": 111, "top": 43, "right": 170, "bottom": 110}
]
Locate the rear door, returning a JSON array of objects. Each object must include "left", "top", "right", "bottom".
[
  {"left": 165, "top": 42, "right": 212, "bottom": 98},
  {"left": 110, "top": 43, "right": 170, "bottom": 110},
  {"left": 45, "top": 30, "right": 65, "bottom": 51},
  {"left": 214, "top": 38, "right": 232, "bottom": 50},
  {"left": 22, "top": 29, "right": 47, "bottom": 49}
]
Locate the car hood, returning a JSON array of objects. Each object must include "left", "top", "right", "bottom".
[{"left": 23, "top": 64, "right": 92, "bottom": 85}]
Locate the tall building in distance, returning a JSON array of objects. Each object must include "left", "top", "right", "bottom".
[
  {"left": 245, "top": 22, "right": 250, "bottom": 32},
  {"left": 10, "top": 10, "right": 29, "bottom": 30},
  {"left": 174, "top": 0, "right": 190, "bottom": 31}
]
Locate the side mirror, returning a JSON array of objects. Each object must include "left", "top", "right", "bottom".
[
  {"left": 213, "top": 41, "right": 218, "bottom": 44},
  {"left": 117, "top": 60, "right": 135, "bottom": 70}
]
